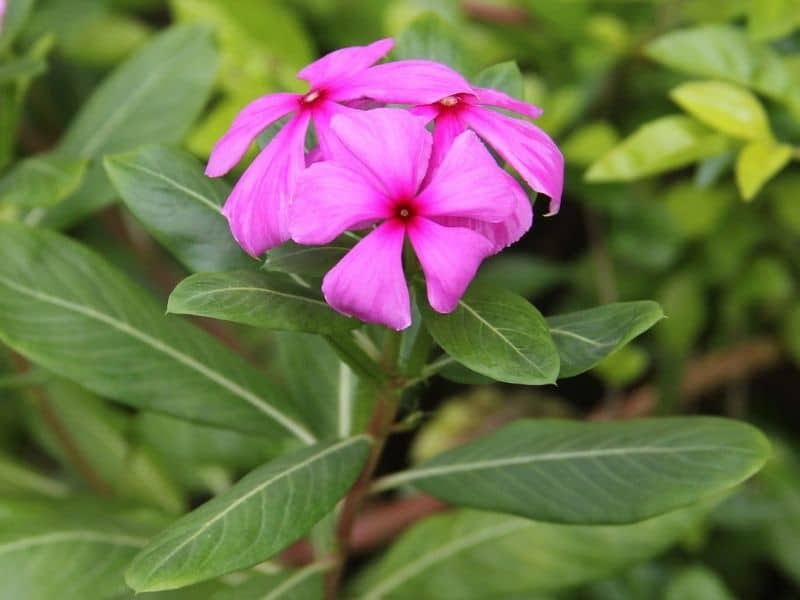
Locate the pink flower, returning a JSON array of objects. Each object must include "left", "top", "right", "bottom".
[
  {"left": 290, "top": 109, "right": 527, "bottom": 330},
  {"left": 206, "top": 38, "right": 472, "bottom": 257},
  {"left": 413, "top": 82, "right": 564, "bottom": 216}
]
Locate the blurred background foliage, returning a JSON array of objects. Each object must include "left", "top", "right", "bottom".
[{"left": 1, "top": 0, "right": 800, "bottom": 598}]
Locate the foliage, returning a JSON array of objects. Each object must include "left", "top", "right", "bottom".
[{"left": 1, "top": 1, "right": 798, "bottom": 599}]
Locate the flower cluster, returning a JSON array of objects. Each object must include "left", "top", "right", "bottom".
[{"left": 208, "top": 38, "right": 563, "bottom": 330}]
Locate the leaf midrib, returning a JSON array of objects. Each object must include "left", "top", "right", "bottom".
[
  {"left": 176, "top": 284, "right": 331, "bottom": 309},
  {"left": 457, "top": 299, "right": 547, "bottom": 377},
  {"left": 0, "top": 274, "right": 315, "bottom": 444},
  {"left": 376, "top": 444, "right": 759, "bottom": 489},
  {"left": 362, "top": 519, "right": 527, "bottom": 598},
  {"left": 112, "top": 159, "right": 222, "bottom": 213},
  {"left": 0, "top": 531, "right": 147, "bottom": 555},
  {"left": 138, "top": 436, "right": 369, "bottom": 583}
]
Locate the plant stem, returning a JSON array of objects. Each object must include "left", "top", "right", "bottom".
[{"left": 324, "top": 332, "right": 404, "bottom": 599}]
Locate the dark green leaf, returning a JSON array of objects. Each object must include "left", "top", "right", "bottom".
[
  {"left": 546, "top": 301, "right": 664, "bottom": 378},
  {"left": 422, "top": 284, "right": 559, "bottom": 385},
  {"left": 264, "top": 239, "right": 354, "bottom": 278},
  {"left": 168, "top": 270, "right": 356, "bottom": 334},
  {"left": 0, "top": 0, "right": 35, "bottom": 53},
  {"left": 105, "top": 145, "right": 251, "bottom": 273},
  {"left": 351, "top": 505, "right": 711, "bottom": 599},
  {"left": 0, "top": 56, "right": 46, "bottom": 84},
  {"left": 375, "top": 418, "right": 769, "bottom": 524},
  {"left": 126, "top": 436, "right": 371, "bottom": 592},
  {"left": 0, "top": 222, "right": 314, "bottom": 442}
]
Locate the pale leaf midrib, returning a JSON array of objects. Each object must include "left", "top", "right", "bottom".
[
  {"left": 362, "top": 520, "right": 527, "bottom": 598},
  {"left": 113, "top": 160, "right": 222, "bottom": 213},
  {"left": 140, "top": 436, "right": 369, "bottom": 582},
  {"left": 178, "top": 285, "right": 330, "bottom": 309},
  {"left": 261, "top": 562, "right": 332, "bottom": 600},
  {"left": 0, "top": 531, "right": 147, "bottom": 555},
  {"left": 0, "top": 274, "right": 315, "bottom": 444},
  {"left": 457, "top": 300, "right": 546, "bottom": 377},
  {"left": 549, "top": 327, "right": 610, "bottom": 348},
  {"left": 377, "top": 444, "right": 757, "bottom": 489}
]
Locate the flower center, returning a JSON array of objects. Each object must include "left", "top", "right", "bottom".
[
  {"left": 301, "top": 89, "right": 324, "bottom": 106},
  {"left": 394, "top": 201, "right": 416, "bottom": 222},
  {"left": 440, "top": 96, "right": 459, "bottom": 107}
]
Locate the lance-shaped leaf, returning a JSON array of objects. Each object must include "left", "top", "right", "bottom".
[
  {"left": 735, "top": 139, "right": 793, "bottom": 201},
  {"left": 104, "top": 145, "right": 251, "bottom": 273},
  {"left": 0, "top": 223, "right": 314, "bottom": 443},
  {"left": 168, "top": 271, "right": 356, "bottom": 334},
  {"left": 0, "top": 499, "right": 156, "bottom": 600},
  {"left": 351, "top": 504, "right": 711, "bottom": 600},
  {"left": 36, "top": 23, "right": 220, "bottom": 229},
  {"left": 547, "top": 301, "right": 664, "bottom": 378},
  {"left": 374, "top": 418, "right": 769, "bottom": 524},
  {"left": 126, "top": 436, "right": 372, "bottom": 592},
  {"left": 422, "top": 284, "right": 559, "bottom": 385}
]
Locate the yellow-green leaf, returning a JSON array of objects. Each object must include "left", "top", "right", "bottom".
[
  {"left": 735, "top": 139, "right": 793, "bottom": 200},
  {"left": 670, "top": 80, "right": 771, "bottom": 140}
]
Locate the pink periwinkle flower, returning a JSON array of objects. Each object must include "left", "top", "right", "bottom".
[
  {"left": 206, "top": 38, "right": 472, "bottom": 256},
  {"left": 413, "top": 78, "right": 564, "bottom": 215},
  {"left": 290, "top": 108, "right": 529, "bottom": 331}
]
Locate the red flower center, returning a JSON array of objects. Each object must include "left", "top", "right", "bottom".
[
  {"left": 300, "top": 89, "right": 326, "bottom": 108},
  {"left": 393, "top": 200, "right": 416, "bottom": 222}
]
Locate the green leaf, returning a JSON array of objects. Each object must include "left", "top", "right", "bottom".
[
  {"left": 422, "top": 284, "right": 559, "bottom": 385},
  {"left": 664, "top": 182, "right": 734, "bottom": 239},
  {"left": 585, "top": 115, "right": 730, "bottom": 182},
  {"left": 276, "top": 332, "right": 371, "bottom": 439},
  {"left": 656, "top": 272, "right": 707, "bottom": 353},
  {"left": 168, "top": 270, "right": 356, "bottom": 334},
  {"left": 211, "top": 563, "right": 329, "bottom": 600},
  {"left": 105, "top": 145, "right": 251, "bottom": 273},
  {"left": 748, "top": 0, "right": 800, "bottom": 41},
  {"left": 0, "top": 153, "right": 87, "bottom": 208},
  {"left": 126, "top": 436, "right": 371, "bottom": 592},
  {"left": 263, "top": 239, "right": 353, "bottom": 278},
  {"left": 351, "top": 505, "right": 711, "bottom": 599},
  {"left": 36, "top": 23, "right": 220, "bottom": 228},
  {"left": 394, "top": 12, "right": 469, "bottom": 73},
  {"left": 374, "top": 418, "right": 769, "bottom": 524},
  {"left": 645, "top": 25, "right": 797, "bottom": 105},
  {"left": 546, "top": 301, "right": 664, "bottom": 378},
  {"left": 472, "top": 61, "right": 523, "bottom": 98},
  {"left": 670, "top": 80, "right": 771, "bottom": 140},
  {"left": 0, "top": 222, "right": 314, "bottom": 442},
  {"left": 735, "top": 138, "right": 793, "bottom": 200},
  {"left": 0, "top": 500, "right": 155, "bottom": 600},
  {"left": 664, "top": 566, "right": 735, "bottom": 600}
]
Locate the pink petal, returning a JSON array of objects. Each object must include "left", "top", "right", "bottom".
[
  {"left": 428, "top": 109, "right": 466, "bottom": 172},
  {"left": 322, "top": 221, "right": 411, "bottom": 330},
  {"left": 222, "top": 113, "right": 311, "bottom": 257},
  {"left": 465, "top": 106, "right": 564, "bottom": 215},
  {"left": 336, "top": 60, "right": 473, "bottom": 105},
  {"left": 290, "top": 162, "right": 391, "bottom": 245},
  {"left": 474, "top": 87, "right": 543, "bottom": 120},
  {"left": 297, "top": 38, "right": 394, "bottom": 91},
  {"left": 416, "top": 130, "right": 515, "bottom": 223},
  {"left": 206, "top": 93, "right": 300, "bottom": 177},
  {"left": 329, "top": 108, "right": 432, "bottom": 200},
  {"left": 309, "top": 100, "right": 355, "bottom": 160},
  {"left": 432, "top": 174, "right": 533, "bottom": 253},
  {"left": 408, "top": 217, "right": 494, "bottom": 313}
]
